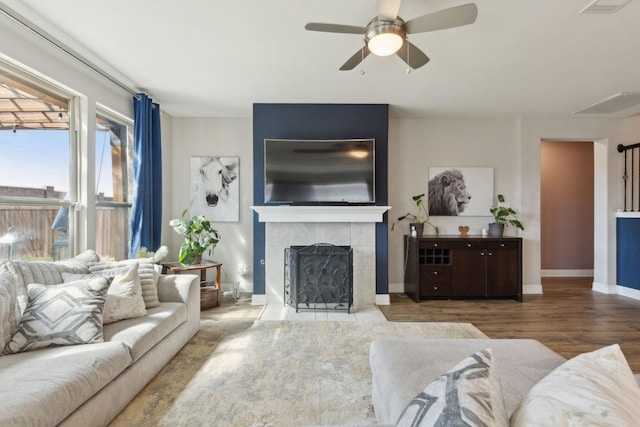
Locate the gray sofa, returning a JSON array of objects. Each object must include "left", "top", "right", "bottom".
[{"left": 0, "top": 254, "right": 200, "bottom": 427}]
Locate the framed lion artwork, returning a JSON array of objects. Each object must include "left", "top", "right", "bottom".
[{"left": 427, "top": 167, "right": 493, "bottom": 217}]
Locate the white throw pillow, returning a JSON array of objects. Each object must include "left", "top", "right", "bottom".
[
  {"left": 63, "top": 263, "right": 147, "bottom": 324},
  {"left": 0, "top": 249, "right": 99, "bottom": 316},
  {"left": 88, "top": 258, "right": 160, "bottom": 308},
  {"left": 510, "top": 343, "right": 640, "bottom": 426},
  {"left": 3, "top": 278, "right": 108, "bottom": 354},
  {"left": 396, "top": 348, "right": 508, "bottom": 427}
]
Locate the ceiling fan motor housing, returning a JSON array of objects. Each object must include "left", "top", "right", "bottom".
[{"left": 365, "top": 17, "right": 406, "bottom": 56}]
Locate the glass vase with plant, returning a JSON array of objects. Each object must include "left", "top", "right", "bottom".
[{"left": 391, "top": 193, "right": 438, "bottom": 236}]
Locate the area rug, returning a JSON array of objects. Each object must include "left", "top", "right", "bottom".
[{"left": 109, "top": 320, "right": 488, "bottom": 427}]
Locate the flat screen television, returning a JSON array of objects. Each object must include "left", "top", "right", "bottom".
[{"left": 264, "top": 138, "right": 375, "bottom": 205}]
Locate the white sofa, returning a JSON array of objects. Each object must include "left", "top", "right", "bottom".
[
  {"left": 0, "top": 252, "right": 200, "bottom": 427},
  {"left": 369, "top": 338, "right": 640, "bottom": 426}
]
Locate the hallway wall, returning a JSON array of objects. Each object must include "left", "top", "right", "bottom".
[{"left": 541, "top": 141, "right": 594, "bottom": 274}]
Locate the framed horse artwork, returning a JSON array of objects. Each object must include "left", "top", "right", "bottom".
[{"left": 190, "top": 156, "right": 239, "bottom": 222}]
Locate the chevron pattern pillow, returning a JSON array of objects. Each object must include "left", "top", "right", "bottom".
[
  {"left": 396, "top": 348, "right": 508, "bottom": 427},
  {"left": 2, "top": 278, "right": 109, "bottom": 354}
]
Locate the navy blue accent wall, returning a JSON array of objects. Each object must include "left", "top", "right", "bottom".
[
  {"left": 252, "top": 103, "right": 389, "bottom": 296},
  {"left": 617, "top": 217, "right": 640, "bottom": 290}
]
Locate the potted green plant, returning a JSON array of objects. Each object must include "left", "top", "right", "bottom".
[
  {"left": 391, "top": 193, "right": 438, "bottom": 236},
  {"left": 489, "top": 194, "right": 524, "bottom": 237},
  {"left": 169, "top": 209, "right": 220, "bottom": 266}
]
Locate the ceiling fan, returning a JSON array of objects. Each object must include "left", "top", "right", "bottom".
[{"left": 305, "top": 0, "right": 478, "bottom": 70}]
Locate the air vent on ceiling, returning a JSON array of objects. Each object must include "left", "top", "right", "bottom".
[
  {"left": 580, "top": 0, "right": 634, "bottom": 13},
  {"left": 573, "top": 92, "right": 640, "bottom": 114}
]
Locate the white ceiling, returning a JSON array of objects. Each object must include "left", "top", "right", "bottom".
[{"left": 3, "top": 0, "right": 640, "bottom": 119}]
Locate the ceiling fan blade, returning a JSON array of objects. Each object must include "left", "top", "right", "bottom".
[
  {"left": 305, "top": 23, "right": 366, "bottom": 34},
  {"left": 405, "top": 3, "right": 478, "bottom": 34},
  {"left": 340, "top": 46, "right": 371, "bottom": 71},
  {"left": 396, "top": 40, "right": 430, "bottom": 69},
  {"left": 377, "top": 0, "right": 402, "bottom": 20}
]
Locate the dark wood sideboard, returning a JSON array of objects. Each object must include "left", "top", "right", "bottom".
[{"left": 404, "top": 235, "right": 522, "bottom": 302}]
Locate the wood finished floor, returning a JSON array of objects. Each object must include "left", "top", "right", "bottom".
[{"left": 379, "top": 277, "right": 640, "bottom": 371}]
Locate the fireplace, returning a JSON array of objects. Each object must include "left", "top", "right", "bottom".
[
  {"left": 285, "top": 244, "right": 353, "bottom": 312},
  {"left": 251, "top": 205, "right": 390, "bottom": 307}
]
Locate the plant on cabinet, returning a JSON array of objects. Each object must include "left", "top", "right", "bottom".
[
  {"left": 489, "top": 194, "right": 524, "bottom": 237},
  {"left": 391, "top": 193, "right": 438, "bottom": 237}
]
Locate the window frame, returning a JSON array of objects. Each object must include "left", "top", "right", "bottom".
[
  {"left": 95, "top": 105, "right": 134, "bottom": 260},
  {"left": 0, "top": 59, "right": 79, "bottom": 258}
]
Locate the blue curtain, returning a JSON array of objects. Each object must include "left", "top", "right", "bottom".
[{"left": 129, "top": 93, "right": 162, "bottom": 258}]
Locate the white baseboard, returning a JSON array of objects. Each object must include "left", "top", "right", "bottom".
[
  {"left": 523, "top": 284, "right": 543, "bottom": 294},
  {"left": 592, "top": 281, "right": 615, "bottom": 294},
  {"left": 591, "top": 282, "right": 640, "bottom": 301},
  {"left": 251, "top": 294, "right": 266, "bottom": 306},
  {"left": 375, "top": 294, "right": 390, "bottom": 305},
  {"left": 541, "top": 269, "right": 594, "bottom": 277},
  {"left": 615, "top": 285, "right": 640, "bottom": 300},
  {"left": 388, "top": 282, "right": 404, "bottom": 293}
]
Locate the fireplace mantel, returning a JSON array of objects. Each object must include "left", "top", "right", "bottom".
[{"left": 251, "top": 205, "right": 391, "bottom": 223}]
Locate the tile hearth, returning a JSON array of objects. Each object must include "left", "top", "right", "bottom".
[{"left": 258, "top": 304, "right": 387, "bottom": 323}]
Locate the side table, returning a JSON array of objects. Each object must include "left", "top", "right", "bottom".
[{"left": 161, "top": 260, "right": 223, "bottom": 310}]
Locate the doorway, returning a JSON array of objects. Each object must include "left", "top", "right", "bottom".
[{"left": 540, "top": 140, "right": 594, "bottom": 277}]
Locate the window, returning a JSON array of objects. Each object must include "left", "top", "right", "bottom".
[
  {"left": 95, "top": 109, "right": 133, "bottom": 261},
  {"left": 0, "top": 65, "right": 74, "bottom": 261}
]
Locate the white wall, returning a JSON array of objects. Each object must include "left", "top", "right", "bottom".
[
  {"left": 517, "top": 118, "right": 614, "bottom": 294},
  {"left": 0, "top": 9, "right": 134, "bottom": 253},
  {"left": 387, "top": 118, "right": 520, "bottom": 291},
  {"left": 167, "top": 118, "right": 253, "bottom": 293},
  {"left": 169, "top": 116, "right": 632, "bottom": 297},
  {"left": 387, "top": 116, "right": 631, "bottom": 296},
  {"left": 0, "top": 11, "right": 133, "bottom": 121}
]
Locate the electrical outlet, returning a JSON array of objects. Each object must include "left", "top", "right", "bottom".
[{"left": 237, "top": 263, "right": 249, "bottom": 275}]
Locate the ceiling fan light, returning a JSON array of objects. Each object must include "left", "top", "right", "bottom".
[
  {"left": 365, "top": 17, "right": 406, "bottom": 57},
  {"left": 368, "top": 33, "right": 403, "bottom": 56}
]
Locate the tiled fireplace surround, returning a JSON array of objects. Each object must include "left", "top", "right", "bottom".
[{"left": 252, "top": 206, "right": 390, "bottom": 308}]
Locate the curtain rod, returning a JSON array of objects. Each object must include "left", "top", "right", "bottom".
[{"left": 0, "top": 3, "right": 140, "bottom": 99}]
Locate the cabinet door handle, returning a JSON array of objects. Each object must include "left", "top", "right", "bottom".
[
  {"left": 488, "top": 252, "right": 493, "bottom": 256},
  {"left": 433, "top": 286, "right": 438, "bottom": 290},
  {"left": 500, "top": 243, "right": 505, "bottom": 247},
  {"left": 467, "top": 243, "right": 472, "bottom": 247},
  {"left": 433, "top": 271, "right": 438, "bottom": 275},
  {"left": 480, "top": 252, "right": 485, "bottom": 256},
  {"left": 433, "top": 243, "right": 438, "bottom": 247}
]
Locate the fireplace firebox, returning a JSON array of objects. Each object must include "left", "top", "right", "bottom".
[{"left": 284, "top": 243, "right": 353, "bottom": 312}]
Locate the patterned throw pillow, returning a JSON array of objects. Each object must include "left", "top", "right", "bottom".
[
  {"left": 0, "top": 271, "right": 18, "bottom": 353},
  {"left": 510, "top": 344, "right": 640, "bottom": 426},
  {"left": 63, "top": 263, "right": 147, "bottom": 324},
  {"left": 88, "top": 258, "right": 160, "bottom": 308},
  {"left": 396, "top": 348, "right": 508, "bottom": 427},
  {"left": 2, "top": 278, "right": 109, "bottom": 355}
]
